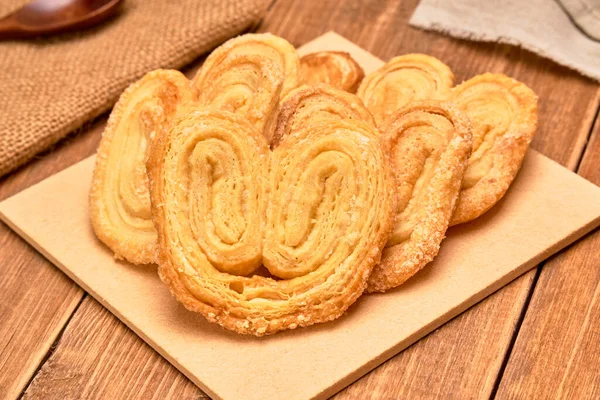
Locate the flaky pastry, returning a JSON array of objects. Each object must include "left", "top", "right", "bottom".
[
  {"left": 268, "top": 84, "right": 375, "bottom": 148},
  {"left": 90, "top": 70, "right": 194, "bottom": 264},
  {"left": 192, "top": 33, "right": 300, "bottom": 141},
  {"left": 147, "top": 110, "right": 396, "bottom": 335},
  {"left": 357, "top": 54, "right": 454, "bottom": 126},
  {"left": 300, "top": 51, "right": 365, "bottom": 93},
  {"left": 448, "top": 73, "right": 538, "bottom": 225},
  {"left": 367, "top": 101, "right": 473, "bottom": 292}
]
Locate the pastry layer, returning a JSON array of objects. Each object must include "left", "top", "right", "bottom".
[
  {"left": 449, "top": 73, "right": 538, "bottom": 225},
  {"left": 357, "top": 54, "right": 454, "bottom": 126},
  {"left": 192, "top": 33, "right": 300, "bottom": 141},
  {"left": 148, "top": 110, "right": 396, "bottom": 335},
  {"left": 300, "top": 51, "right": 364, "bottom": 93},
  {"left": 269, "top": 84, "right": 375, "bottom": 148},
  {"left": 367, "top": 101, "right": 472, "bottom": 292},
  {"left": 90, "top": 69, "right": 194, "bottom": 264}
]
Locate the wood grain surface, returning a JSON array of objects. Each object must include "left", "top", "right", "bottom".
[
  {"left": 0, "top": 0, "right": 599, "bottom": 399},
  {"left": 22, "top": 297, "right": 207, "bottom": 400},
  {"left": 0, "top": 120, "right": 103, "bottom": 399},
  {"left": 495, "top": 110, "right": 600, "bottom": 400}
]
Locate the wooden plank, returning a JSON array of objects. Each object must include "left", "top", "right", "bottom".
[
  {"left": 0, "top": 119, "right": 104, "bottom": 399},
  {"left": 6, "top": 1, "right": 600, "bottom": 400},
  {"left": 496, "top": 111, "right": 600, "bottom": 399},
  {"left": 22, "top": 297, "right": 206, "bottom": 400},
  {"left": 334, "top": 274, "right": 535, "bottom": 399}
]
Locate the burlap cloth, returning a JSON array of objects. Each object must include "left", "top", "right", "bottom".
[{"left": 0, "top": 0, "right": 268, "bottom": 177}]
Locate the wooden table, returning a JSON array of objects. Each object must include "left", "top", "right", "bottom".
[{"left": 1, "top": 0, "right": 599, "bottom": 398}]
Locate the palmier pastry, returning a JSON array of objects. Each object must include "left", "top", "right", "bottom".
[
  {"left": 300, "top": 51, "right": 365, "bottom": 93},
  {"left": 357, "top": 54, "right": 454, "bottom": 126},
  {"left": 192, "top": 33, "right": 300, "bottom": 140},
  {"left": 268, "top": 84, "right": 375, "bottom": 148},
  {"left": 367, "top": 101, "right": 472, "bottom": 292},
  {"left": 448, "top": 73, "right": 538, "bottom": 226},
  {"left": 148, "top": 110, "right": 396, "bottom": 335},
  {"left": 90, "top": 70, "right": 194, "bottom": 264}
]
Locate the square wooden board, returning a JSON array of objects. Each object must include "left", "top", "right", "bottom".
[{"left": 1, "top": 32, "right": 600, "bottom": 400}]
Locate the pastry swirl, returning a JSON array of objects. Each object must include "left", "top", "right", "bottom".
[
  {"left": 448, "top": 73, "right": 538, "bottom": 225},
  {"left": 192, "top": 33, "right": 300, "bottom": 140},
  {"left": 90, "top": 69, "right": 194, "bottom": 264},
  {"left": 148, "top": 110, "right": 396, "bottom": 335},
  {"left": 300, "top": 51, "right": 365, "bottom": 93},
  {"left": 357, "top": 54, "right": 454, "bottom": 126},
  {"left": 367, "top": 101, "right": 472, "bottom": 292},
  {"left": 269, "top": 84, "right": 375, "bottom": 148}
]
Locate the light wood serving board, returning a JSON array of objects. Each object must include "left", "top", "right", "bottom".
[{"left": 1, "top": 32, "right": 600, "bottom": 400}]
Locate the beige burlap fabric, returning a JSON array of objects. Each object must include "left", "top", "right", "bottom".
[{"left": 0, "top": 0, "right": 268, "bottom": 177}]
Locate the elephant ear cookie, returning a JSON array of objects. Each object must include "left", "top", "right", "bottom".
[
  {"left": 357, "top": 54, "right": 454, "bottom": 126},
  {"left": 268, "top": 84, "right": 375, "bottom": 148},
  {"left": 300, "top": 51, "right": 365, "bottom": 93},
  {"left": 148, "top": 110, "right": 396, "bottom": 336},
  {"left": 367, "top": 101, "right": 473, "bottom": 293},
  {"left": 449, "top": 73, "right": 538, "bottom": 226},
  {"left": 192, "top": 33, "right": 300, "bottom": 140},
  {"left": 90, "top": 69, "right": 194, "bottom": 264}
]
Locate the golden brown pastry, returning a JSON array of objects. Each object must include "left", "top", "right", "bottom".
[
  {"left": 357, "top": 54, "right": 454, "bottom": 126},
  {"left": 367, "top": 101, "right": 472, "bottom": 292},
  {"left": 300, "top": 51, "right": 365, "bottom": 93},
  {"left": 448, "top": 73, "right": 538, "bottom": 226},
  {"left": 268, "top": 84, "right": 375, "bottom": 148},
  {"left": 191, "top": 33, "right": 300, "bottom": 140},
  {"left": 148, "top": 109, "right": 396, "bottom": 335},
  {"left": 90, "top": 70, "right": 194, "bottom": 264}
]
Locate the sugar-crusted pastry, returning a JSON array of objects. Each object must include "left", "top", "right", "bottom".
[
  {"left": 300, "top": 51, "right": 365, "bottom": 93},
  {"left": 192, "top": 33, "right": 300, "bottom": 141},
  {"left": 448, "top": 73, "right": 538, "bottom": 226},
  {"left": 268, "top": 84, "right": 375, "bottom": 148},
  {"left": 367, "top": 101, "right": 472, "bottom": 292},
  {"left": 148, "top": 110, "right": 396, "bottom": 335},
  {"left": 90, "top": 70, "right": 194, "bottom": 264},
  {"left": 357, "top": 54, "right": 454, "bottom": 126}
]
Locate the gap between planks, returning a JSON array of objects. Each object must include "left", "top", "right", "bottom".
[
  {"left": 17, "top": 295, "right": 87, "bottom": 400},
  {"left": 489, "top": 88, "right": 600, "bottom": 400}
]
